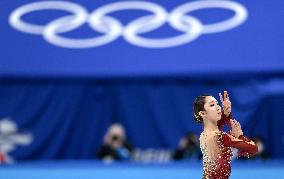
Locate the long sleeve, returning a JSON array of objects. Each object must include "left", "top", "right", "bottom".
[
  {"left": 221, "top": 133, "right": 258, "bottom": 155},
  {"left": 217, "top": 111, "right": 232, "bottom": 130}
]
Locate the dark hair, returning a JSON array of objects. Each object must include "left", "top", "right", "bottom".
[{"left": 193, "top": 95, "right": 209, "bottom": 123}]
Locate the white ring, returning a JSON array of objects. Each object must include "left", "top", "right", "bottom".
[
  {"left": 9, "top": 1, "right": 88, "bottom": 34},
  {"left": 171, "top": 0, "right": 248, "bottom": 34},
  {"left": 44, "top": 15, "right": 122, "bottom": 48},
  {"left": 125, "top": 15, "right": 203, "bottom": 48}
]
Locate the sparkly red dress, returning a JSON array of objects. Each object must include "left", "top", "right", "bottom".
[{"left": 199, "top": 113, "right": 258, "bottom": 179}]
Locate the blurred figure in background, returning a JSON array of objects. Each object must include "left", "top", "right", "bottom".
[
  {"left": 97, "top": 123, "right": 134, "bottom": 161},
  {"left": 0, "top": 118, "right": 33, "bottom": 164},
  {"left": 0, "top": 151, "right": 6, "bottom": 164},
  {"left": 173, "top": 132, "right": 202, "bottom": 160}
]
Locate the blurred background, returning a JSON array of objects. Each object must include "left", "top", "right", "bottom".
[{"left": 0, "top": 0, "right": 284, "bottom": 178}]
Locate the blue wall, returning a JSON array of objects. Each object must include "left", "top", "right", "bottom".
[{"left": 1, "top": 77, "right": 284, "bottom": 160}]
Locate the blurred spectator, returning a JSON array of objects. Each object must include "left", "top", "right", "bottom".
[
  {"left": 172, "top": 132, "right": 202, "bottom": 160},
  {"left": 97, "top": 123, "right": 134, "bottom": 161},
  {"left": 0, "top": 151, "right": 6, "bottom": 164}
]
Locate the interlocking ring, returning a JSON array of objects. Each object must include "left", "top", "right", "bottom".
[{"left": 9, "top": 0, "right": 248, "bottom": 49}]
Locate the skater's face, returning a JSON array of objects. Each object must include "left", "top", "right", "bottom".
[{"left": 199, "top": 96, "right": 222, "bottom": 122}]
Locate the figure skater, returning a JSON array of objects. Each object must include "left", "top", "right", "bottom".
[{"left": 193, "top": 91, "right": 258, "bottom": 179}]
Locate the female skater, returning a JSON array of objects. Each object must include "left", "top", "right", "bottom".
[{"left": 193, "top": 91, "right": 258, "bottom": 179}]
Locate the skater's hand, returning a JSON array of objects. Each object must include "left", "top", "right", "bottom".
[
  {"left": 219, "top": 91, "right": 231, "bottom": 117},
  {"left": 230, "top": 119, "right": 243, "bottom": 138}
]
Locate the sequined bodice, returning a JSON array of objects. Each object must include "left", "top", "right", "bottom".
[
  {"left": 200, "top": 131, "right": 233, "bottom": 179},
  {"left": 199, "top": 112, "right": 258, "bottom": 179}
]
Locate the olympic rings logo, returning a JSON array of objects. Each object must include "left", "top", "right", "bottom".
[{"left": 9, "top": 0, "right": 248, "bottom": 49}]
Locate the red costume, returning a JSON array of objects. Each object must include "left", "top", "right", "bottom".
[{"left": 200, "top": 113, "right": 258, "bottom": 179}]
